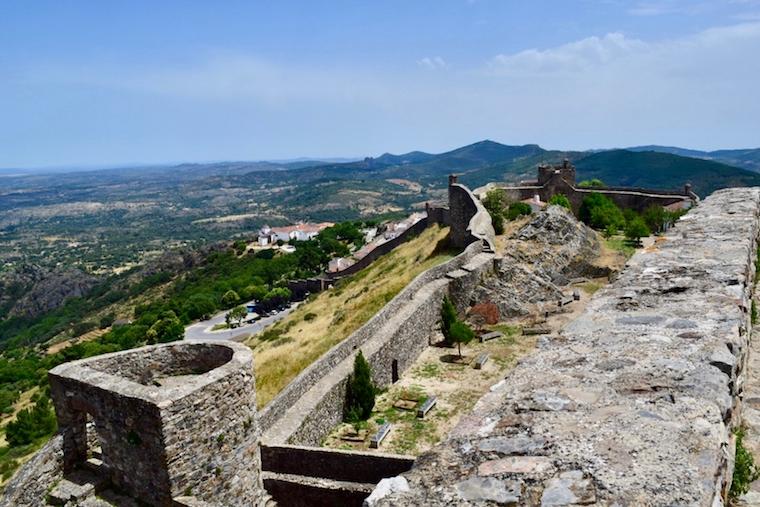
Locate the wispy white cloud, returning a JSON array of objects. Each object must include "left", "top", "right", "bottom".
[
  {"left": 490, "top": 32, "right": 646, "bottom": 73},
  {"left": 417, "top": 56, "right": 449, "bottom": 70}
]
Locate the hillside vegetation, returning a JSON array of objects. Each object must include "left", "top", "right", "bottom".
[
  {"left": 575, "top": 150, "right": 760, "bottom": 197},
  {"left": 247, "top": 225, "right": 453, "bottom": 407}
]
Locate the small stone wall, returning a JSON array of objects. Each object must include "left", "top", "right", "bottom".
[
  {"left": 46, "top": 341, "right": 264, "bottom": 506},
  {"left": 261, "top": 444, "right": 414, "bottom": 484},
  {"left": 375, "top": 187, "right": 760, "bottom": 505}
]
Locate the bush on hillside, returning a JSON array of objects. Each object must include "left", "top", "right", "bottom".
[
  {"left": 548, "top": 194, "right": 571, "bottom": 209},
  {"left": 505, "top": 202, "right": 533, "bottom": 221}
]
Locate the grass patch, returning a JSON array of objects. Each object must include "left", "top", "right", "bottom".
[
  {"left": 210, "top": 323, "right": 229, "bottom": 331},
  {"left": 604, "top": 237, "right": 635, "bottom": 259},
  {"left": 248, "top": 225, "right": 453, "bottom": 407},
  {"left": 579, "top": 281, "right": 603, "bottom": 296},
  {"left": 487, "top": 323, "right": 521, "bottom": 338}
]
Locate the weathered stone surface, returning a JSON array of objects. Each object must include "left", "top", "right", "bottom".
[
  {"left": 474, "top": 206, "right": 605, "bottom": 317},
  {"left": 455, "top": 476, "right": 521, "bottom": 504},
  {"left": 363, "top": 476, "right": 410, "bottom": 506},
  {"left": 540, "top": 470, "right": 596, "bottom": 505},
  {"left": 374, "top": 188, "right": 760, "bottom": 505}
]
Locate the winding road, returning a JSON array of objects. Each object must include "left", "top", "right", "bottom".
[{"left": 184, "top": 302, "right": 298, "bottom": 342}]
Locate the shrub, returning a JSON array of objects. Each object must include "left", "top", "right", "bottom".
[
  {"left": 303, "top": 312, "right": 317, "bottom": 322},
  {"left": 344, "top": 351, "right": 375, "bottom": 422},
  {"left": 548, "top": 194, "right": 571, "bottom": 209},
  {"left": 731, "top": 428, "right": 760, "bottom": 499},
  {"left": 505, "top": 202, "right": 532, "bottom": 221},
  {"left": 578, "top": 178, "right": 606, "bottom": 188},
  {"left": 469, "top": 303, "right": 500, "bottom": 325}
]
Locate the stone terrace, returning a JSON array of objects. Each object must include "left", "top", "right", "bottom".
[{"left": 375, "top": 188, "right": 760, "bottom": 505}]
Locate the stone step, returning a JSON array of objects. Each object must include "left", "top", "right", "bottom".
[
  {"left": 262, "top": 471, "right": 373, "bottom": 507},
  {"left": 47, "top": 469, "right": 107, "bottom": 506}
]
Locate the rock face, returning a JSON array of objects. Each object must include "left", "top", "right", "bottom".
[
  {"left": 1, "top": 265, "right": 97, "bottom": 319},
  {"left": 473, "top": 206, "right": 606, "bottom": 317},
  {"left": 374, "top": 188, "right": 760, "bottom": 505}
]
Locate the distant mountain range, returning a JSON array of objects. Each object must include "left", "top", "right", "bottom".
[
  {"left": 626, "top": 145, "right": 760, "bottom": 173},
  {"left": 243, "top": 140, "right": 760, "bottom": 198}
]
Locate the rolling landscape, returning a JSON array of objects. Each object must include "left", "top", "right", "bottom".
[{"left": 5, "top": 1, "right": 760, "bottom": 504}]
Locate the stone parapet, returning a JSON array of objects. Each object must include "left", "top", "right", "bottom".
[{"left": 374, "top": 187, "right": 760, "bottom": 505}]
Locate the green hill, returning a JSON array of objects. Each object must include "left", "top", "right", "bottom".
[
  {"left": 575, "top": 150, "right": 760, "bottom": 197},
  {"left": 627, "top": 146, "right": 760, "bottom": 173}
]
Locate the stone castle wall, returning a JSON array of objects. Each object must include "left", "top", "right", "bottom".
[
  {"left": 375, "top": 187, "right": 760, "bottom": 506},
  {"left": 40, "top": 341, "right": 264, "bottom": 507},
  {"left": 260, "top": 182, "right": 489, "bottom": 438},
  {"left": 259, "top": 240, "right": 489, "bottom": 438}
]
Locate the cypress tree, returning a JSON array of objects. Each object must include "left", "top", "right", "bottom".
[{"left": 344, "top": 351, "right": 376, "bottom": 422}]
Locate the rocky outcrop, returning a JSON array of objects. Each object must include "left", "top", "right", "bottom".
[
  {"left": 375, "top": 187, "right": 760, "bottom": 505},
  {"left": 5, "top": 266, "right": 97, "bottom": 319},
  {"left": 473, "top": 206, "right": 606, "bottom": 317}
]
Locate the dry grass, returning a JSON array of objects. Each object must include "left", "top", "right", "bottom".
[{"left": 247, "top": 225, "right": 453, "bottom": 407}]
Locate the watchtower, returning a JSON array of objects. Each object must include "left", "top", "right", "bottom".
[{"left": 49, "top": 341, "right": 264, "bottom": 506}]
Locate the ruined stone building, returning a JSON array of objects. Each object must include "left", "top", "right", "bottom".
[{"left": 479, "top": 160, "right": 698, "bottom": 213}]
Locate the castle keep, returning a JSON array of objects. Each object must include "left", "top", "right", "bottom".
[{"left": 482, "top": 160, "right": 697, "bottom": 213}]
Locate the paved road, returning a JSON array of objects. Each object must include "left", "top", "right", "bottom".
[{"left": 184, "top": 302, "right": 298, "bottom": 342}]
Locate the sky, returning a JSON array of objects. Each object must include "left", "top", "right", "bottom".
[{"left": 1, "top": 0, "right": 760, "bottom": 168}]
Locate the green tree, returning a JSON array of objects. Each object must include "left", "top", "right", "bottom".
[
  {"left": 482, "top": 189, "right": 507, "bottom": 235},
  {"left": 221, "top": 290, "right": 240, "bottom": 308},
  {"left": 642, "top": 205, "right": 668, "bottom": 233},
  {"left": 449, "top": 321, "right": 475, "bottom": 359},
  {"left": 578, "top": 178, "right": 606, "bottom": 188},
  {"left": 548, "top": 194, "right": 571, "bottom": 209},
  {"left": 505, "top": 202, "right": 532, "bottom": 221},
  {"left": 578, "top": 193, "right": 625, "bottom": 230},
  {"left": 146, "top": 311, "right": 184, "bottom": 344},
  {"left": 440, "top": 296, "right": 458, "bottom": 343},
  {"left": 227, "top": 305, "right": 248, "bottom": 327},
  {"left": 99, "top": 313, "right": 116, "bottom": 329},
  {"left": 344, "top": 351, "right": 376, "bottom": 422},
  {"left": 5, "top": 397, "right": 57, "bottom": 447},
  {"left": 625, "top": 217, "right": 650, "bottom": 245}
]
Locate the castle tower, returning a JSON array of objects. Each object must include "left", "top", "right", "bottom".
[{"left": 49, "top": 341, "right": 264, "bottom": 506}]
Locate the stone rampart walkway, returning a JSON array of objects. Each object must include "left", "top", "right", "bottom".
[{"left": 375, "top": 188, "right": 760, "bottom": 506}]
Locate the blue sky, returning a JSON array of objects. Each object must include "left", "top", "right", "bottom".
[{"left": 2, "top": 0, "right": 760, "bottom": 168}]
